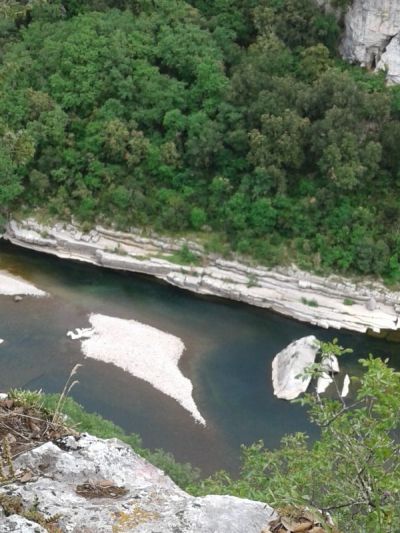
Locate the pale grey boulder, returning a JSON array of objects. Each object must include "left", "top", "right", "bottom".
[
  {"left": 0, "top": 434, "right": 275, "bottom": 533},
  {"left": 366, "top": 297, "right": 378, "bottom": 311},
  {"left": 377, "top": 34, "right": 400, "bottom": 84},
  {"left": 340, "top": 0, "right": 400, "bottom": 83},
  {"left": 272, "top": 336, "right": 320, "bottom": 400}
]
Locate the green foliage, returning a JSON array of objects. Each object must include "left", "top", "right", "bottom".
[
  {"left": 166, "top": 244, "right": 200, "bottom": 265},
  {"left": 301, "top": 297, "right": 319, "bottom": 307},
  {"left": 0, "top": 0, "right": 399, "bottom": 277},
  {"left": 192, "top": 343, "right": 400, "bottom": 532}
]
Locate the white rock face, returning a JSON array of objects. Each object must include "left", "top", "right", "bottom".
[
  {"left": 272, "top": 336, "right": 320, "bottom": 400},
  {"left": 316, "top": 372, "right": 333, "bottom": 394},
  {"left": 340, "top": 0, "right": 400, "bottom": 83},
  {"left": 66, "top": 327, "right": 94, "bottom": 340},
  {"left": 341, "top": 374, "right": 351, "bottom": 398},
  {"left": 0, "top": 270, "right": 47, "bottom": 297},
  {"left": 0, "top": 515, "right": 47, "bottom": 532},
  {"left": 377, "top": 34, "right": 400, "bottom": 84},
  {"left": 0, "top": 434, "right": 275, "bottom": 532},
  {"left": 76, "top": 314, "right": 206, "bottom": 425},
  {"left": 316, "top": 354, "right": 340, "bottom": 394},
  {"left": 5, "top": 218, "right": 400, "bottom": 335}
]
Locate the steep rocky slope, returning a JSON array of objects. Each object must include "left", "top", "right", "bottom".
[{"left": 340, "top": 0, "right": 400, "bottom": 83}]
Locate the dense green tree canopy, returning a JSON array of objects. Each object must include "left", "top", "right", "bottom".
[{"left": 0, "top": 0, "right": 399, "bottom": 280}]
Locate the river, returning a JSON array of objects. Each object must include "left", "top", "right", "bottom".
[{"left": 0, "top": 240, "right": 399, "bottom": 475}]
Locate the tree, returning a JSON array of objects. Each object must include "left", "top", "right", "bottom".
[
  {"left": 248, "top": 109, "right": 309, "bottom": 194},
  {"left": 192, "top": 341, "right": 400, "bottom": 532}
]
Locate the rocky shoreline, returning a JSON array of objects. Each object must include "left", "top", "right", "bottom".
[{"left": 3, "top": 218, "right": 400, "bottom": 336}]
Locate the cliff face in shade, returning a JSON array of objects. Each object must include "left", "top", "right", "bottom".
[{"left": 340, "top": 0, "right": 400, "bottom": 83}]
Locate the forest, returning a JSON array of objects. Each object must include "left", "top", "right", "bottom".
[{"left": 1, "top": 0, "right": 400, "bottom": 280}]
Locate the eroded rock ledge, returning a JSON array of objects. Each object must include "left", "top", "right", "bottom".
[
  {"left": 0, "top": 434, "right": 275, "bottom": 532},
  {"left": 3, "top": 218, "right": 400, "bottom": 334}
]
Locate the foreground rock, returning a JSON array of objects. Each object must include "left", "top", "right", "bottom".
[
  {"left": 272, "top": 336, "right": 320, "bottom": 400},
  {"left": 0, "top": 434, "right": 275, "bottom": 532},
  {"left": 340, "top": 0, "right": 400, "bottom": 84},
  {"left": 4, "top": 218, "right": 400, "bottom": 335},
  {"left": 70, "top": 313, "right": 206, "bottom": 425}
]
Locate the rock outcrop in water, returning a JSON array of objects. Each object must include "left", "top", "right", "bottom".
[
  {"left": 271, "top": 336, "right": 320, "bottom": 400},
  {"left": 0, "top": 434, "right": 275, "bottom": 532},
  {"left": 3, "top": 218, "right": 400, "bottom": 335},
  {"left": 340, "top": 0, "right": 400, "bottom": 84}
]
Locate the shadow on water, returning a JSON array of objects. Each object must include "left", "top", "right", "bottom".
[{"left": 0, "top": 240, "right": 399, "bottom": 476}]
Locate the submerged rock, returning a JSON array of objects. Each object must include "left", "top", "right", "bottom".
[
  {"left": 272, "top": 336, "right": 320, "bottom": 400},
  {"left": 0, "top": 434, "right": 275, "bottom": 532}
]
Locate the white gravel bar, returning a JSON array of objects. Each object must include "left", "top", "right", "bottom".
[
  {"left": 77, "top": 313, "right": 206, "bottom": 425},
  {"left": 0, "top": 270, "right": 47, "bottom": 297}
]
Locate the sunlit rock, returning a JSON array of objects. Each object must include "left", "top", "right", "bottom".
[
  {"left": 341, "top": 374, "right": 351, "bottom": 398},
  {"left": 340, "top": 0, "right": 400, "bottom": 84},
  {"left": 0, "top": 434, "right": 275, "bottom": 532},
  {"left": 272, "top": 336, "right": 320, "bottom": 400},
  {"left": 316, "top": 353, "right": 340, "bottom": 394}
]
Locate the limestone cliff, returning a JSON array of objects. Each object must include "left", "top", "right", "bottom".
[
  {"left": 340, "top": 0, "right": 400, "bottom": 84},
  {"left": 0, "top": 434, "right": 275, "bottom": 532}
]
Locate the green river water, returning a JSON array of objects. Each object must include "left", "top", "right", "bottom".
[{"left": 0, "top": 240, "right": 399, "bottom": 475}]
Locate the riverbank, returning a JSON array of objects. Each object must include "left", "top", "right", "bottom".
[{"left": 3, "top": 217, "right": 400, "bottom": 335}]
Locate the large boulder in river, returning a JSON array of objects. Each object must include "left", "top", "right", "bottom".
[
  {"left": 272, "top": 336, "right": 320, "bottom": 400},
  {"left": 0, "top": 434, "right": 275, "bottom": 532}
]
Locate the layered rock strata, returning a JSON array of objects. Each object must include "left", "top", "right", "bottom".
[{"left": 3, "top": 218, "right": 400, "bottom": 334}]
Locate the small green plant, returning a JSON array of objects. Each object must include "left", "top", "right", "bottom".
[
  {"left": 301, "top": 297, "right": 319, "bottom": 307},
  {"left": 247, "top": 274, "right": 259, "bottom": 288},
  {"left": 166, "top": 244, "right": 200, "bottom": 265},
  {"left": 8, "top": 389, "right": 43, "bottom": 407},
  {"left": 343, "top": 298, "right": 354, "bottom": 305},
  {"left": 52, "top": 364, "right": 82, "bottom": 425}
]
